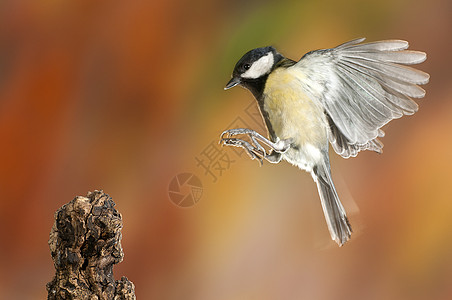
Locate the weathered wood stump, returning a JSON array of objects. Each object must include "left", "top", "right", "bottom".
[{"left": 47, "top": 190, "right": 136, "bottom": 300}]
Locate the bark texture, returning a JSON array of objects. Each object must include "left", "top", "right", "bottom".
[{"left": 47, "top": 190, "right": 136, "bottom": 300}]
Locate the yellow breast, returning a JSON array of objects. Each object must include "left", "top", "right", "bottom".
[{"left": 263, "top": 67, "right": 328, "bottom": 147}]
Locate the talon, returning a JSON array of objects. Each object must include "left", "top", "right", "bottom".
[
  {"left": 256, "top": 155, "right": 264, "bottom": 167},
  {"left": 244, "top": 148, "right": 263, "bottom": 166},
  {"left": 252, "top": 150, "right": 264, "bottom": 167},
  {"left": 220, "top": 128, "right": 253, "bottom": 139},
  {"left": 220, "top": 137, "right": 235, "bottom": 146},
  {"left": 244, "top": 148, "right": 257, "bottom": 160},
  {"left": 220, "top": 130, "right": 230, "bottom": 140},
  {"left": 219, "top": 137, "right": 227, "bottom": 146}
]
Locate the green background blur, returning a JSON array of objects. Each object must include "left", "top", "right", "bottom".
[{"left": 0, "top": 0, "right": 451, "bottom": 299}]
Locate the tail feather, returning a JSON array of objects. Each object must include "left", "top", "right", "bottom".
[{"left": 312, "top": 159, "right": 352, "bottom": 246}]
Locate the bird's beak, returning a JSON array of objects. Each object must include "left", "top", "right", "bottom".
[{"left": 224, "top": 77, "right": 241, "bottom": 90}]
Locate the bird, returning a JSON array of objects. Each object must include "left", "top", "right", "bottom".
[{"left": 219, "top": 38, "right": 429, "bottom": 246}]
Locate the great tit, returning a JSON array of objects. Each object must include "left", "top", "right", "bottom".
[{"left": 220, "top": 38, "right": 429, "bottom": 246}]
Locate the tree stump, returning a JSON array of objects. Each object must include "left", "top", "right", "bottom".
[{"left": 47, "top": 190, "right": 136, "bottom": 300}]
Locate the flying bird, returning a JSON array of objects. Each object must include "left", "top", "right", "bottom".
[{"left": 220, "top": 38, "right": 429, "bottom": 246}]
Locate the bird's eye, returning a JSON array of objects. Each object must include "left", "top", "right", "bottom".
[{"left": 243, "top": 64, "right": 251, "bottom": 70}]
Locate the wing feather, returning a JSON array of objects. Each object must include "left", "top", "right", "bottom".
[
  {"left": 339, "top": 39, "right": 409, "bottom": 51},
  {"left": 341, "top": 50, "right": 427, "bottom": 65},
  {"left": 341, "top": 57, "right": 429, "bottom": 84},
  {"left": 338, "top": 60, "right": 420, "bottom": 112},
  {"left": 292, "top": 38, "right": 429, "bottom": 157},
  {"left": 334, "top": 37, "right": 366, "bottom": 49},
  {"left": 336, "top": 63, "right": 403, "bottom": 118}
]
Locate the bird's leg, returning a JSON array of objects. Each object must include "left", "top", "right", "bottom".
[{"left": 219, "top": 128, "right": 292, "bottom": 165}]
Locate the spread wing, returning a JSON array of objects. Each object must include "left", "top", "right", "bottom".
[{"left": 292, "top": 38, "right": 429, "bottom": 158}]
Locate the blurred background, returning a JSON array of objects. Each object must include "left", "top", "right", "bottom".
[{"left": 0, "top": 0, "right": 451, "bottom": 299}]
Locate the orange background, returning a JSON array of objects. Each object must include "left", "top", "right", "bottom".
[{"left": 0, "top": 0, "right": 451, "bottom": 299}]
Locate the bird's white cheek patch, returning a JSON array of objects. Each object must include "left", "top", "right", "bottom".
[{"left": 241, "top": 52, "right": 274, "bottom": 79}]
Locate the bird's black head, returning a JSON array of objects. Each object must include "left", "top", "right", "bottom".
[{"left": 225, "top": 47, "right": 283, "bottom": 93}]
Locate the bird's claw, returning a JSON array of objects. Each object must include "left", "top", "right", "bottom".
[
  {"left": 220, "top": 137, "right": 265, "bottom": 166},
  {"left": 220, "top": 128, "right": 293, "bottom": 166},
  {"left": 220, "top": 128, "right": 266, "bottom": 152}
]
